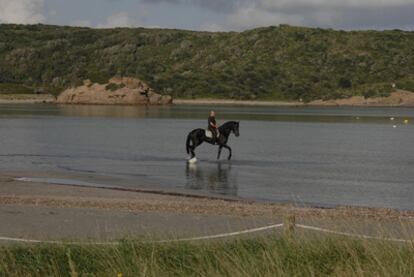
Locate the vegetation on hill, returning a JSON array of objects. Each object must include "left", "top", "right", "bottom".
[{"left": 1, "top": 24, "right": 414, "bottom": 101}]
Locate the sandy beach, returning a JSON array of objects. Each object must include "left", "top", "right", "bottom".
[
  {"left": 173, "top": 99, "right": 303, "bottom": 107},
  {"left": 174, "top": 90, "right": 414, "bottom": 107},
  {"left": 0, "top": 94, "right": 56, "bottom": 104},
  {"left": 1, "top": 173, "right": 414, "bottom": 242}
]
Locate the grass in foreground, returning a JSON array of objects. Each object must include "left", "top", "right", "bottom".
[{"left": 0, "top": 235, "right": 413, "bottom": 276}]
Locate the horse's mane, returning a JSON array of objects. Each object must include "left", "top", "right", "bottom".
[{"left": 218, "top": 121, "right": 238, "bottom": 131}]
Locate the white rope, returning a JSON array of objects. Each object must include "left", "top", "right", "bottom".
[
  {"left": 0, "top": 236, "right": 44, "bottom": 243},
  {"left": 157, "top": 223, "right": 284, "bottom": 242},
  {"left": 0, "top": 223, "right": 284, "bottom": 245},
  {"left": 296, "top": 224, "right": 412, "bottom": 243},
  {"left": 0, "top": 236, "right": 119, "bottom": 245},
  {"left": 0, "top": 223, "right": 412, "bottom": 245}
]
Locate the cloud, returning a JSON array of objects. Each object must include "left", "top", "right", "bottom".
[
  {"left": 141, "top": 0, "right": 249, "bottom": 13},
  {"left": 140, "top": 0, "right": 414, "bottom": 30},
  {"left": 224, "top": 4, "right": 304, "bottom": 30},
  {"left": 0, "top": 0, "right": 45, "bottom": 24},
  {"left": 200, "top": 23, "right": 226, "bottom": 32},
  {"left": 96, "top": 12, "right": 135, "bottom": 28},
  {"left": 258, "top": 0, "right": 414, "bottom": 10},
  {"left": 144, "top": 0, "right": 414, "bottom": 12},
  {"left": 95, "top": 7, "right": 152, "bottom": 29},
  {"left": 202, "top": 0, "right": 414, "bottom": 30},
  {"left": 71, "top": 19, "right": 93, "bottom": 28},
  {"left": 2, "top": 0, "right": 413, "bottom": 31},
  {"left": 254, "top": 0, "right": 414, "bottom": 30}
]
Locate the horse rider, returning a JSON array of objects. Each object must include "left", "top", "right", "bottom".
[{"left": 208, "top": 110, "right": 218, "bottom": 144}]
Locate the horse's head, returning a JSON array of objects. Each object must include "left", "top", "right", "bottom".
[{"left": 233, "top": 121, "right": 240, "bottom": 137}]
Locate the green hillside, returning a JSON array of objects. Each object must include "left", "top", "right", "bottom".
[{"left": 1, "top": 24, "right": 414, "bottom": 101}]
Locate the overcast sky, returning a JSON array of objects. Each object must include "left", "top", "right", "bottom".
[{"left": 1, "top": 0, "right": 414, "bottom": 31}]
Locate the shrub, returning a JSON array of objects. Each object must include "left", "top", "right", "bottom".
[{"left": 105, "top": 83, "right": 125, "bottom": 92}]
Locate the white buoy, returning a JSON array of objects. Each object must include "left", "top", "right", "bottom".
[
  {"left": 390, "top": 117, "right": 395, "bottom": 121},
  {"left": 393, "top": 125, "right": 397, "bottom": 128}
]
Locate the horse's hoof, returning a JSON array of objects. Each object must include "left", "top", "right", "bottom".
[{"left": 188, "top": 157, "right": 197, "bottom": 164}]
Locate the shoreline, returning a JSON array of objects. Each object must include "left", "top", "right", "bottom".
[
  {"left": 2, "top": 89, "right": 414, "bottom": 107},
  {"left": 5, "top": 98, "right": 414, "bottom": 107},
  {"left": 2, "top": 174, "right": 414, "bottom": 220},
  {"left": 1, "top": 173, "right": 414, "bottom": 242},
  {"left": 0, "top": 94, "right": 55, "bottom": 104},
  {"left": 173, "top": 99, "right": 304, "bottom": 107},
  {"left": 174, "top": 90, "right": 414, "bottom": 107}
]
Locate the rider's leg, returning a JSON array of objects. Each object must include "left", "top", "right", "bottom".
[
  {"left": 212, "top": 128, "right": 218, "bottom": 144},
  {"left": 209, "top": 127, "right": 216, "bottom": 144}
]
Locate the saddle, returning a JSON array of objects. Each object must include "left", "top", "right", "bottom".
[{"left": 205, "top": 129, "right": 219, "bottom": 139}]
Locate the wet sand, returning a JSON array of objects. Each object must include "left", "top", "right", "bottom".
[
  {"left": 1, "top": 174, "right": 414, "bottom": 242},
  {"left": 173, "top": 99, "right": 303, "bottom": 106}
]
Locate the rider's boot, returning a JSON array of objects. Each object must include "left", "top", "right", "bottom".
[{"left": 212, "top": 131, "right": 218, "bottom": 144}]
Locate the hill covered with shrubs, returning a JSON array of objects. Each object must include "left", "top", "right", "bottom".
[{"left": 1, "top": 24, "right": 414, "bottom": 101}]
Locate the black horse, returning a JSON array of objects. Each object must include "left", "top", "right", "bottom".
[{"left": 186, "top": 121, "right": 240, "bottom": 161}]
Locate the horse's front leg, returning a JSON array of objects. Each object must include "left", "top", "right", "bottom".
[
  {"left": 217, "top": 145, "right": 223, "bottom": 160},
  {"left": 189, "top": 140, "right": 198, "bottom": 159},
  {"left": 223, "top": 145, "right": 232, "bottom": 160}
]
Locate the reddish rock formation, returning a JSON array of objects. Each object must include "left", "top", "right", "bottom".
[{"left": 57, "top": 77, "right": 172, "bottom": 105}]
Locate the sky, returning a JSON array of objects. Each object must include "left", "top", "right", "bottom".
[{"left": 1, "top": 0, "right": 414, "bottom": 31}]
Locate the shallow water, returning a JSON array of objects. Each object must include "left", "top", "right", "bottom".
[{"left": 1, "top": 104, "right": 413, "bottom": 210}]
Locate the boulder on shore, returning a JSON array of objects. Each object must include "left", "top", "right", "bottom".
[{"left": 57, "top": 77, "right": 172, "bottom": 105}]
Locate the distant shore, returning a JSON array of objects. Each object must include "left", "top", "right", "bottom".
[
  {"left": 0, "top": 94, "right": 55, "bottom": 104},
  {"left": 174, "top": 99, "right": 303, "bottom": 107},
  {"left": 2, "top": 90, "right": 414, "bottom": 107},
  {"left": 175, "top": 90, "right": 414, "bottom": 107}
]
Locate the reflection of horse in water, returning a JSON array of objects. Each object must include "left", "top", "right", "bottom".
[
  {"left": 186, "top": 121, "right": 240, "bottom": 162},
  {"left": 185, "top": 162, "right": 238, "bottom": 196}
]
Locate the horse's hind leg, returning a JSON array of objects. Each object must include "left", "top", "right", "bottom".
[
  {"left": 190, "top": 146, "right": 196, "bottom": 159},
  {"left": 190, "top": 140, "right": 202, "bottom": 159},
  {"left": 217, "top": 146, "right": 223, "bottom": 160},
  {"left": 223, "top": 145, "right": 232, "bottom": 160}
]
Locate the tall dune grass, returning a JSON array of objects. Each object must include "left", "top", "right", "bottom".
[{"left": 1, "top": 234, "right": 413, "bottom": 276}]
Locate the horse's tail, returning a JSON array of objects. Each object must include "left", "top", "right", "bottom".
[{"left": 186, "top": 133, "right": 192, "bottom": 154}]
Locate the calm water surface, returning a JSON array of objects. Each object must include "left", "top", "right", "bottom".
[{"left": 0, "top": 104, "right": 413, "bottom": 210}]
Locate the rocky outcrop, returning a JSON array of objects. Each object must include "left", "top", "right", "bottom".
[{"left": 57, "top": 77, "right": 172, "bottom": 105}]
